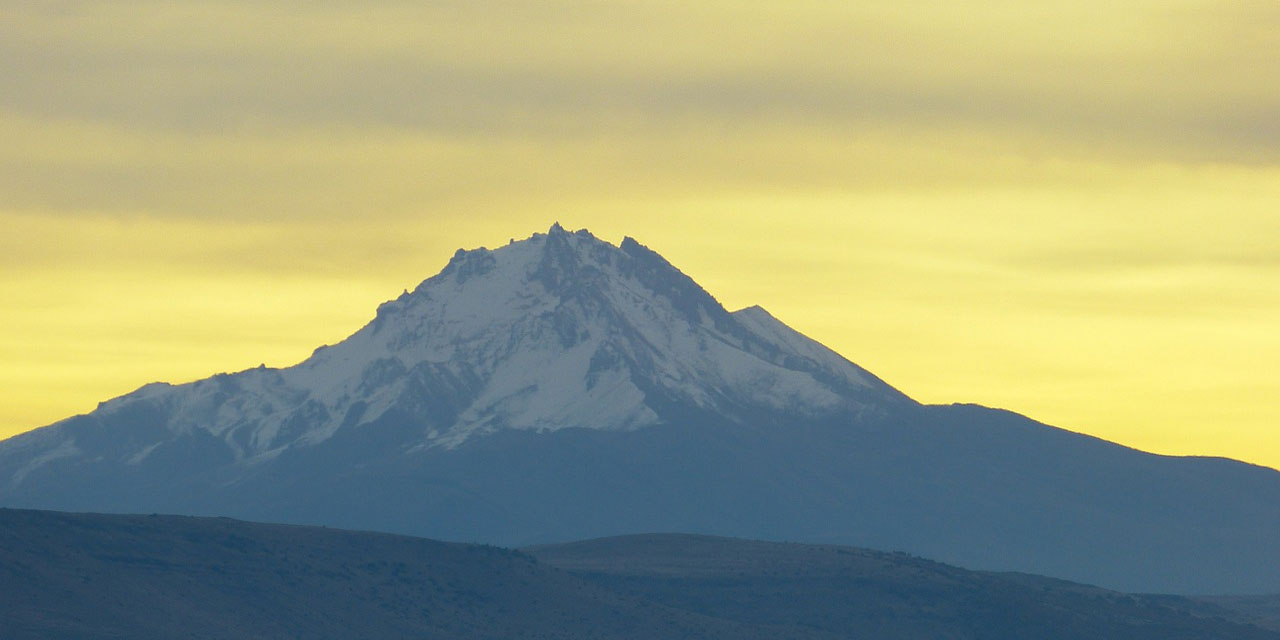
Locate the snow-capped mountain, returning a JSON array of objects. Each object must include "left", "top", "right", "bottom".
[
  {"left": 21, "top": 224, "right": 905, "bottom": 468},
  {"left": 2, "top": 224, "right": 1279, "bottom": 595}
]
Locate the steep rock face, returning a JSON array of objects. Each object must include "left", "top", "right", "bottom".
[{"left": 2, "top": 224, "right": 1279, "bottom": 595}]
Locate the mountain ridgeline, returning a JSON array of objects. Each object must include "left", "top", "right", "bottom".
[
  {"left": 3, "top": 509, "right": 1278, "bottom": 640},
  {"left": 2, "top": 224, "right": 1278, "bottom": 594}
]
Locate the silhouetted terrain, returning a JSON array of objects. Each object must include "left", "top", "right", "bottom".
[
  {"left": 0, "top": 509, "right": 800, "bottom": 640},
  {"left": 527, "top": 534, "right": 1280, "bottom": 640},
  {"left": 2, "top": 509, "right": 1276, "bottom": 640},
  {"left": 1200, "top": 596, "right": 1280, "bottom": 632}
]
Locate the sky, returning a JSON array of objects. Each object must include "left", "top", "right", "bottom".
[{"left": 2, "top": 0, "right": 1278, "bottom": 469}]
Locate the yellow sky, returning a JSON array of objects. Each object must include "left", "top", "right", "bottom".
[{"left": 2, "top": 1, "right": 1277, "bottom": 468}]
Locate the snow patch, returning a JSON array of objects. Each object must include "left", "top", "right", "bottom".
[
  {"left": 11, "top": 438, "right": 79, "bottom": 484},
  {"left": 126, "top": 442, "right": 163, "bottom": 466}
]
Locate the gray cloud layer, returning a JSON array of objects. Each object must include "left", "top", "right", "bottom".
[{"left": 4, "top": 2, "right": 1276, "bottom": 148}]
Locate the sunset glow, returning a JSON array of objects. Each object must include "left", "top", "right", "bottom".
[{"left": 3, "top": 1, "right": 1277, "bottom": 468}]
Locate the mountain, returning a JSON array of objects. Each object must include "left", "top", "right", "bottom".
[
  {"left": 4, "top": 509, "right": 1277, "bottom": 640},
  {"left": 2, "top": 224, "right": 1279, "bottom": 594}
]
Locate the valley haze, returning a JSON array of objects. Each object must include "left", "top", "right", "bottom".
[{"left": 2, "top": 225, "right": 1278, "bottom": 595}]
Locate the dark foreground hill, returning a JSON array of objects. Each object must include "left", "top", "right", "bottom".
[
  {"left": 1201, "top": 596, "right": 1280, "bottom": 632},
  {"left": 0, "top": 509, "right": 797, "bottom": 640},
  {"left": 526, "top": 534, "right": 1280, "bottom": 640},
  {"left": 2, "top": 509, "right": 1277, "bottom": 640}
]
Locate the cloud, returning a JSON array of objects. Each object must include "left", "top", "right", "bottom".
[
  {"left": 3, "top": 1, "right": 1275, "bottom": 227},
  {"left": 2, "top": 1, "right": 1276, "bottom": 158}
]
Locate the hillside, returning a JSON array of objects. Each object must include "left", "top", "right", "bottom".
[
  {"left": 2, "top": 509, "right": 1277, "bottom": 640},
  {"left": 527, "top": 534, "right": 1280, "bottom": 640},
  {"left": 0, "top": 509, "right": 803, "bottom": 640}
]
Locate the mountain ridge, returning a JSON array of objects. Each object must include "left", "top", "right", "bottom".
[{"left": 4, "top": 508, "right": 1277, "bottom": 640}]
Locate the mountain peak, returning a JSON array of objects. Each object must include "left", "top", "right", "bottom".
[
  {"left": 15, "top": 228, "right": 908, "bottom": 459},
  {"left": 7, "top": 228, "right": 1280, "bottom": 596}
]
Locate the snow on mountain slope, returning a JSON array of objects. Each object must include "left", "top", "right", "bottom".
[
  {"left": 6, "top": 224, "right": 909, "bottom": 477},
  {"left": 732, "top": 305, "right": 898, "bottom": 397}
]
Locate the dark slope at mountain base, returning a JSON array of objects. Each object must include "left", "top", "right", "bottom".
[
  {"left": 0, "top": 509, "right": 815, "bottom": 640},
  {"left": 526, "top": 534, "right": 1280, "bottom": 640}
]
